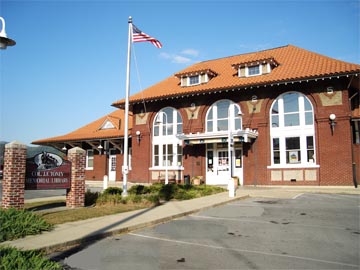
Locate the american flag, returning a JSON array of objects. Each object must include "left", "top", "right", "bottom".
[{"left": 132, "top": 24, "right": 162, "bottom": 49}]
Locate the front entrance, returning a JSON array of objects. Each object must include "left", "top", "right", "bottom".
[
  {"left": 108, "top": 149, "right": 116, "bottom": 181},
  {"left": 206, "top": 143, "right": 243, "bottom": 185}
]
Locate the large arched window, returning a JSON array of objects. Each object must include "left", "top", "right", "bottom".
[
  {"left": 206, "top": 100, "right": 242, "bottom": 132},
  {"left": 152, "top": 107, "right": 183, "bottom": 168},
  {"left": 270, "top": 92, "right": 316, "bottom": 166}
]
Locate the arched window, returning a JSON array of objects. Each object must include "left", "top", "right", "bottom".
[
  {"left": 270, "top": 92, "right": 316, "bottom": 166},
  {"left": 206, "top": 100, "right": 242, "bottom": 132},
  {"left": 152, "top": 107, "right": 183, "bottom": 168}
]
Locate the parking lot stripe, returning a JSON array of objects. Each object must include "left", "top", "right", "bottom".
[
  {"left": 189, "top": 214, "right": 353, "bottom": 231},
  {"left": 129, "top": 233, "right": 358, "bottom": 268},
  {"left": 292, "top": 193, "right": 304, "bottom": 199}
]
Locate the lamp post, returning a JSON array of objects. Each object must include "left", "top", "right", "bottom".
[
  {"left": 227, "top": 103, "right": 242, "bottom": 196},
  {"left": 156, "top": 112, "right": 169, "bottom": 185},
  {"left": 0, "top": 17, "right": 16, "bottom": 49}
]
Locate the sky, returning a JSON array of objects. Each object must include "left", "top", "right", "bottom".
[{"left": 0, "top": 0, "right": 359, "bottom": 146}]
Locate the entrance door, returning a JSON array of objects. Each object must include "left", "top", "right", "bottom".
[
  {"left": 108, "top": 149, "right": 116, "bottom": 181},
  {"left": 206, "top": 144, "right": 243, "bottom": 185}
]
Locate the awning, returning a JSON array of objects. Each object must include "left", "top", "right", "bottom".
[{"left": 177, "top": 129, "right": 258, "bottom": 145}]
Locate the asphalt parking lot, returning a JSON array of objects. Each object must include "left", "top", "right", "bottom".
[{"left": 61, "top": 193, "right": 359, "bottom": 270}]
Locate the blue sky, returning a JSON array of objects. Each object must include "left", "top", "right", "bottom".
[{"left": 1, "top": 0, "right": 359, "bottom": 146}]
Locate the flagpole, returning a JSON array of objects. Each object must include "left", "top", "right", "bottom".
[{"left": 122, "top": 16, "right": 132, "bottom": 197}]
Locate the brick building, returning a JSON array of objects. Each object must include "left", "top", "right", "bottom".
[{"left": 33, "top": 45, "right": 360, "bottom": 186}]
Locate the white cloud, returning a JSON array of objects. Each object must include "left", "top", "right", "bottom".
[
  {"left": 160, "top": 52, "right": 192, "bottom": 64},
  {"left": 181, "top": 49, "right": 199, "bottom": 57}
]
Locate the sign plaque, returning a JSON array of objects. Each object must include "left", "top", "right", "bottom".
[{"left": 25, "top": 152, "right": 71, "bottom": 189}]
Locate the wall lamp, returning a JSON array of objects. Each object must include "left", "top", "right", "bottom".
[
  {"left": 0, "top": 17, "right": 16, "bottom": 50},
  {"left": 329, "top": 114, "right": 336, "bottom": 135},
  {"left": 136, "top": 130, "right": 141, "bottom": 144}
]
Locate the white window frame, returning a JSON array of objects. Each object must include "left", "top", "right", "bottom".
[
  {"left": 151, "top": 107, "right": 183, "bottom": 169},
  {"left": 188, "top": 75, "right": 200, "bottom": 86},
  {"left": 86, "top": 149, "right": 94, "bottom": 170},
  {"left": 269, "top": 92, "right": 318, "bottom": 168},
  {"left": 206, "top": 99, "right": 242, "bottom": 132}
]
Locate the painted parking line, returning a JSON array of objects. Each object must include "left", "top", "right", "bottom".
[
  {"left": 129, "top": 233, "right": 358, "bottom": 268},
  {"left": 188, "top": 214, "right": 354, "bottom": 231},
  {"left": 292, "top": 193, "right": 304, "bottom": 200}
]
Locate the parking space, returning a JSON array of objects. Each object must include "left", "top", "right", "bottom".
[{"left": 63, "top": 194, "right": 359, "bottom": 269}]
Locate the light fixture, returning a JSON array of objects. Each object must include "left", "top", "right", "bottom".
[
  {"left": 0, "top": 17, "right": 16, "bottom": 50},
  {"left": 136, "top": 130, "right": 141, "bottom": 144},
  {"left": 329, "top": 114, "right": 336, "bottom": 135},
  {"left": 62, "top": 145, "right": 67, "bottom": 151}
]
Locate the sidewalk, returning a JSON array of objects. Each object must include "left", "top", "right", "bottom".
[{"left": 2, "top": 186, "right": 359, "bottom": 254}]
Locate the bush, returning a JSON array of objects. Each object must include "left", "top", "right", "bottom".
[
  {"left": 174, "top": 189, "right": 198, "bottom": 200},
  {"left": 0, "top": 208, "right": 53, "bottom": 242},
  {"left": 0, "top": 246, "right": 62, "bottom": 270},
  {"left": 85, "top": 189, "right": 100, "bottom": 206},
  {"left": 159, "top": 184, "right": 178, "bottom": 201},
  {"left": 103, "top": 187, "right": 123, "bottom": 195},
  {"left": 144, "top": 194, "right": 161, "bottom": 205},
  {"left": 128, "top": 185, "right": 151, "bottom": 195},
  {"left": 96, "top": 193, "right": 123, "bottom": 205}
]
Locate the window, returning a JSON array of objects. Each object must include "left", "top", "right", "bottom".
[
  {"left": 206, "top": 100, "right": 242, "bottom": 132},
  {"left": 189, "top": 75, "right": 200, "bottom": 86},
  {"left": 86, "top": 150, "right": 94, "bottom": 170},
  {"left": 270, "top": 92, "right": 316, "bottom": 167},
  {"left": 248, "top": 65, "right": 260, "bottom": 76},
  {"left": 152, "top": 107, "right": 183, "bottom": 168}
]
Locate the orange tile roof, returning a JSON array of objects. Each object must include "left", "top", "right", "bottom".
[
  {"left": 32, "top": 110, "right": 132, "bottom": 144},
  {"left": 112, "top": 44, "right": 360, "bottom": 106}
]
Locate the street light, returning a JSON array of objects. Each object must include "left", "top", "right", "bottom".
[
  {"left": 227, "top": 103, "right": 242, "bottom": 195},
  {"left": 156, "top": 112, "right": 169, "bottom": 185},
  {"left": 0, "top": 17, "right": 16, "bottom": 49}
]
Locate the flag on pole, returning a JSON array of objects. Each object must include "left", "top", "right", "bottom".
[{"left": 132, "top": 24, "right": 162, "bottom": 48}]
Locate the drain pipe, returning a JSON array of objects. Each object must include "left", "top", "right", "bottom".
[{"left": 348, "top": 76, "right": 358, "bottom": 188}]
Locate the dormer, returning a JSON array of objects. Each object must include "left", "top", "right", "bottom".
[
  {"left": 232, "top": 57, "right": 279, "bottom": 78},
  {"left": 175, "top": 69, "right": 217, "bottom": 87}
]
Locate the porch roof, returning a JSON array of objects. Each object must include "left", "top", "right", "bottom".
[{"left": 177, "top": 129, "right": 258, "bottom": 145}]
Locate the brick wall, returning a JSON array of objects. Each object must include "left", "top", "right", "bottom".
[
  {"left": 1, "top": 141, "right": 27, "bottom": 209},
  {"left": 66, "top": 147, "right": 86, "bottom": 208}
]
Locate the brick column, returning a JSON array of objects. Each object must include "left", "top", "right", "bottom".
[
  {"left": 1, "top": 141, "right": 27, "bottom": 209},
  {"left": 66, "top": 147, "right": 86, "bottom": 208}
]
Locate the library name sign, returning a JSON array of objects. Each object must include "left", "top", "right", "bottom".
[{"left": 25, "top": 152, "right": 71, "bottom": 189}]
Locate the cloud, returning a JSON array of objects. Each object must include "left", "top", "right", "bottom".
[
  {"left": 160, "top": 48, "right": 199, "bottom": 64},
  {"left": 181, "top": 49, "right": 199, "bottom": 57}
]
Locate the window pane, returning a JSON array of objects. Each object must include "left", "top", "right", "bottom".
[
  {"left": 154, "top": 145, "right": 159, "bottom": 155},
  {"left": 286, "top": 137, "right": 301, "bottom": 164},
  {"left": 154, "top": 126, "right": 159, "bottom": 136},
  {"left": 217, "top": 100, "right": 229, "bottom": 119},
  {"left": 283, "top": 93, "right": 299, "bottom": 113},
  {"left": 273, "top": 151, "right": 280, "bottom": 164},
  {"left": 305, "top": 112, "right": 313, "bottom": 125},
  {"left": 208, "top": 107, "right": 213, "bottom": 120},
  {"left": 235, "top": 118, "right": 242, "bottom": 130},
  {"left": 189, "top": 75, "right": 199, "bottom": 85},
  {"left": 307, "top": 136, "right": 315, "bottom": 162},
  {"left": 248, "top": 65, "right": 260, "bottom": 75},
  {"left": 272, "top": 115, "right": 279, "bottom": 127},
  {"left": 217, "top": 119, "right": 228, "bottom": 131},
  {"left": 177, "top": 123, "right": 183, "bottom": 134},
  {"left": 284, "top": 113, "right": 300, "bottom": 126},
  {"left": 304, "top": 98, "right": 312, "bottom": 111},
  {"left": 273, "top": 138, "right": 280, "bottom": 150},
  {"left": 272, "top": 100, "right": 279, "bottom": 114},
  {"left": 207, "top": 120, "right": 213, "bottom": 132}
]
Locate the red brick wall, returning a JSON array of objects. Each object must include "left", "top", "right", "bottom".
[
  {"left": 125, "top": 79, "right": 356, "bottom": 186},
  {"left": 1, "top": 142, "right": 27, "bottom": 209},
  {"left": 66, "top": 147, "right": 86, "bottom": 208}
]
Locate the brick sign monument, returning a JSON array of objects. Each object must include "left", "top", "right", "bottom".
[{"left": 1, "top": 141, "right": 86, "bottom": 209}]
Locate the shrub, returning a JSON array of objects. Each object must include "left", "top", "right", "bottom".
[
  {"left": 85, "top": 189, "right": 100, "bottom": 206},
  {"left": 144, "top": 194, "right": 161, "bottom": 205},
  {"left": 128, "top": 185, "right": 151, "bottom": 195},
  {"left": 129, "top": 195, "right": 143, "bottom": 203},
  {"left": 103, "top": 187, "right": 123, "bottom": 195},
  {"left": 159, "top": 184, "right": 178, "bottom": 201},
  {"left": 174, "top": 189, "right": 198, "bottom": 200},
  {"left": 0, "top": 246, "right": 62, "bottom": 270},
  {"left": 0, "top": 208, "right": 53, "bottom": 242},
  {"left": 96, "top": 193, "right": 123, "bottom": 205}
]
